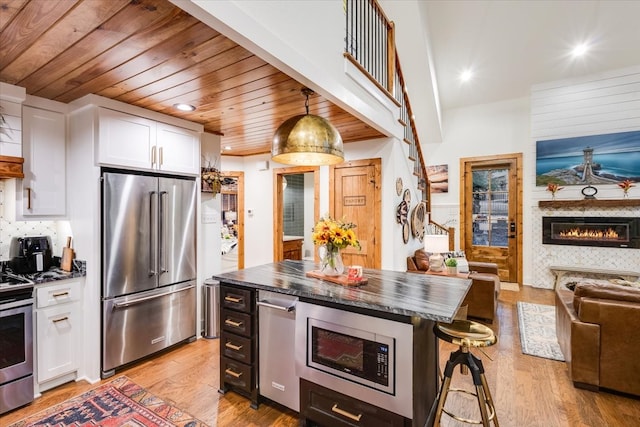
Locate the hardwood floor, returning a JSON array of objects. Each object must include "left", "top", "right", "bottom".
[{"left": 2, "top": 286, "right": 638, "bottom": 426}]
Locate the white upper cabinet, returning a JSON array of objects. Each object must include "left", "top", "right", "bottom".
[
  {"left": 21, "top": 106, "right": 66, "bottom": 216},
  {"left": 156, "top": 122, "right": 200, "bottom": 174},
  {"left": 98, "top": 107, "right": 200, "bottom": 175}
]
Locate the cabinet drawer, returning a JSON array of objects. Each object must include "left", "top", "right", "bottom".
[
  {"left": 222, "top": 357, "right": 254, "bottom": 394},
  {"left": 221, "top": 285, "right": 254, "bottom": 313},
  {"left": 300, "top": 379, "right": 406, "bottom": 427},
  {"left": 36, "top": 279, "right": 82, "bottom": 308},
  {"left": 221, "top": 308, "right": 253, "bottom": 337},
  {"left": 221, "top": 331, "right": 253, "bottom": 364}
]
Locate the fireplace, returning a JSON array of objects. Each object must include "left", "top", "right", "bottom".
[{"left": 542, "top": 216, "right": 640, "bottom": 249}]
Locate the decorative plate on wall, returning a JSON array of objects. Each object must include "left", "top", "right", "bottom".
[
  {"left": 403, "top": 188, "right": 411, "bottom": 203},
  {"left": 396, "top": 200, "right": 409, "bottom": 224},
  {"left": 396, "top": 177, "right": 403, "bottom": 196},
  {"left": 411, "top": 201, "right": 427, "bottom": 242},
  {"left": 402, "top": 222, "right": 410, "bottom": 243}
]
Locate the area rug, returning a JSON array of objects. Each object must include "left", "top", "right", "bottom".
[
  {"left": 517, "top": 301, "right": 565, "bottom": 362},
  {"left": 8, "top": 376, "right": 207, "bottom": 427}
]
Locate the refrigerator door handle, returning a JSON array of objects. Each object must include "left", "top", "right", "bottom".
[
  {"left": 149, "top": 191, "right": 158, "bottom": 276},
  {"left": 112, "top": 284, "right": 195, "bottom": 309},
  {"left": 159, "top": 190, "right": 168, "bottom": 273}
]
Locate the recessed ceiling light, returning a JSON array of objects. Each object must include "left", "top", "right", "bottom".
[
  {"left": 460, "top": 69, "right": 473, "bottom": 82},
  {"left": 173, "top": 103, "right": 196, "bottom": 112},
  {"left": 571, "top": 43, "right": 589, "bottom": 57},
  {"left": 224, "top": 146, "right": 232, "bottom": 151}
]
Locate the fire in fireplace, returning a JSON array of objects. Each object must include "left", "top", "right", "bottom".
[{"left": 542, "top": 216, "right": 640, "bottom": 249}]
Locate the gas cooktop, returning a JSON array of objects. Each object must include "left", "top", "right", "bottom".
[{"left": 0, "top": 272, "right": 34, "bottom": 292}]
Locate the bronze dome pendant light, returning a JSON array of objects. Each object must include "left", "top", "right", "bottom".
[{"left": 271, "top": 88, "right": 344, "bottom": 165}]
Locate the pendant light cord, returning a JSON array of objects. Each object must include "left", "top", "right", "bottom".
[{"left": 302, "top": 87, "right": 314, "bottom": 115}]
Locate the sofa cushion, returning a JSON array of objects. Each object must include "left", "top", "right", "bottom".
[
  {"left": 414, "top": 249, "right": 430, "bottom": 271},
  {"left": 573, "top": 282, "right": 640, "bottom": 312}
]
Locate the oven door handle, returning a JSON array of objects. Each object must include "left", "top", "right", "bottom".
[
  {"left": 112, "top": 285, "right": 194, "bottom": 309},
  {"left": 0, "top": 297, "right": 34, "bottom": 311},
  {"left": 257, "top": 299, "right": 296, "bottom": 312}
]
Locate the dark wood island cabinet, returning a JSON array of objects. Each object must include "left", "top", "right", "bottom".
[
  {"left": 213, "top": 260, "right": 471, "bottom": 426},
  {"left": 218, "top": 284, "right": 259, "bottom": 408}
]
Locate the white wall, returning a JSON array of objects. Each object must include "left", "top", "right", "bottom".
[
  {"left": 425, "top": 96, "right": 532, "bottom": 278},
  {"left": 222, "top": 135, "right": 424, "bottom": 272},
  {"left": 529, "top": 65, "right": 640, "bottom": 288},
  {"left": 425, "top": 66, "right": 640, "bottom": 288}
]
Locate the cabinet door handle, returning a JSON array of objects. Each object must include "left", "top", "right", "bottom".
[
  {"left": 225, "top": 368, "right": 243, "bottom": 378},
  {"left": 224, "top": 296, "right": 242, "bottom": 303},
  {"left": 331, "top": 404, "right": 362, "bottom": 422},
  {"left": 26, "top": 187, "right": 32, "bottom": 210},
  {"left": 224, "top": 319, "right": 243, "bottom": 327},
  {"left": 52, "top": 316, "right": 69, "bottom": 323},
  {"left": 53, "top": 291, "right": 69, "bottom": 297},
  {"left": 151, "top": 145, "right": 157, "bottom": 165},
  {"left": 159, "top": 146, "right": 163, "bottom": 166},
  {"left": 225, "top": 342, "right": 243, "bottom": 351}
]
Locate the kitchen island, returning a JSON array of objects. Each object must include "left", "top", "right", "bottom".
[{"left": 212, "top": 260, "right": 471, "bottom": 427}]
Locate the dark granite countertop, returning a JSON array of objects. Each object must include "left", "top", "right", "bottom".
[
  {"left": 212, "top": 260, "right": 471, "bottom": 323},
  {"left": 1, "top": 258, "right": 86, "bottom": 285}
]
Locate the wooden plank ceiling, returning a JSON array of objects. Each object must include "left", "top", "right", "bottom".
[{"left": 0, "top": 0, "right": 384, "bottom": 157}]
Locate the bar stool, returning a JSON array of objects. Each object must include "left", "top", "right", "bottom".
[{"left": 433, "top": 319, "right": 499, "bottom": 427}]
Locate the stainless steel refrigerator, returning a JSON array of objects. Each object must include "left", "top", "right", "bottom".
[{"left": 101, "top": 170, "right": 197, "bottom": 378}]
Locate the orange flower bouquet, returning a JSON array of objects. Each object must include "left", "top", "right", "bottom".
[
  {"left": 617, "top": 179, "right": 635, "bottom": 197},
  {"left": 546, "top": 182, "right": 564, "bottom": 199}
]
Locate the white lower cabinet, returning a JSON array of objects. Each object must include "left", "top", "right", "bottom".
[{"left": 35, "top": 279, "right": 82, "bottom": 392}]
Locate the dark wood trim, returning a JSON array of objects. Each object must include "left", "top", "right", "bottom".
[{"left": 539, "top": 199, "right": 640, "bottom": 208}]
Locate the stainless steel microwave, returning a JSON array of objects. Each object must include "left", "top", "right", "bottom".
[
  {"left": 295, "top": 301, "right": 414, "bottom": 418},
  {"left": 307, "top": 316, "right": 394, "bottom": 394}
]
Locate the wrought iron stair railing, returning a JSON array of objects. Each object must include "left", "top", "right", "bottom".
[{"left": 344, "top": 0, "right": 454, "bottom": 249}]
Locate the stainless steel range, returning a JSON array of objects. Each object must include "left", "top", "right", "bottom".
[{"left": 0, "top": 272, "right": 35, "bottom": 415}]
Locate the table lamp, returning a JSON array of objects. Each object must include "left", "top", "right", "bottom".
[{"left": 424, "top": 234, "right": 449, "bottom": 272}]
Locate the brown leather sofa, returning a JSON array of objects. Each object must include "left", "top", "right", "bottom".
[
  {"left": 555, "top": 282, "right": 640, "bottom": 396},
  {"left": 407, "top": 250, "right": 500, "bottom": 322}
]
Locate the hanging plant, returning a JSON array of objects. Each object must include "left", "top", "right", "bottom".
[{"left": 201, "top": 156, "right": 222, "bottom": 196}]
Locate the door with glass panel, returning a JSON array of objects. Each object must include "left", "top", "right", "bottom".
[{"left": 460, "top": 154, "right": 522, "bottom": 283}]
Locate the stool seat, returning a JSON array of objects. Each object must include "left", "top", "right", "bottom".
[{"left": 435, "top": 319, "right": 496, "bottom": 348}]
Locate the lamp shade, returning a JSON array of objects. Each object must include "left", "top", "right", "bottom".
[
  {"left": 424, "top": 234, "right": 449, "bottom": 253},
  {"left": 271, "top": 114, "right": 344, "bottom": 166}
]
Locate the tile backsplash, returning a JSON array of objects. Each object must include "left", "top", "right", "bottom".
[{"left": 0, "top": 180, "right": 59, "bottom": 259}]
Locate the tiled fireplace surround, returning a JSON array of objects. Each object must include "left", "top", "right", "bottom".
[{"left": 532, "top": 205, "right": 640, "bottom": 289}]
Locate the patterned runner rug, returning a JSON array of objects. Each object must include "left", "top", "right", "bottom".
[
  {"left": 8, "top": 376, "right": 208, "bottom": 427},
  {"left": 517, "top": 301, "right": 565, "bottom": 362}
]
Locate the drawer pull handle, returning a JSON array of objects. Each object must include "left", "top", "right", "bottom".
[
  {"left": 331, "top": 404, "right": 362, "bottom": 422},
  {"left": 225, "top": 319, "right": 243, "bottom": 327},
  {"left": 225, "top": 368, "right": 243, "bottom": 378},
  {"left": 224, "top": 296, "right": 242, "bottom": 303},
  {"left": 225, "top": 342, "right": 243, "bottom": 351},
  {"left": 53, "top": 292, "right": 69, "bottom": 297},
  {"left": 52, "top": 316, "right": 69, "bottom": 323}
]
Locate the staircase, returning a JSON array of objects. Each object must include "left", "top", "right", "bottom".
[{"left": 344, "top": 0, "right": 454, "bottom": 249}]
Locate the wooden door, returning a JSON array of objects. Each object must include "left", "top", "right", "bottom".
[
  {"left": 221, "top": 171, "right": 244, "bottom": 270},
  {"left": 330, "top": 159, "right": 381, "bottom": 269},
  {"left": 273, "top": 166, "right": 320, "bottom": 262},
  {"left": 460, "top": 154, "right": 522, "bottom": 283}
]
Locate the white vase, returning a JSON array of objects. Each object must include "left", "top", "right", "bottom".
[{"left": 446, "top": 266, "right": 457, "bottom": 275}]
